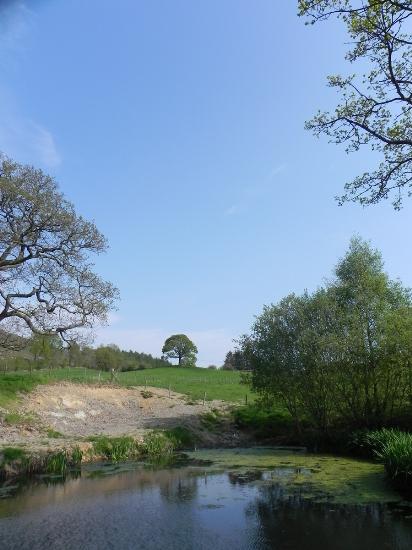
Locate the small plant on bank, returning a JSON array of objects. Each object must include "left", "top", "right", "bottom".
[
  {"left": 46, "top": 428, "right": 64, "bottom": 439},
  {"left": 140, "top": 390, "right": 154, "bottom": 399}
]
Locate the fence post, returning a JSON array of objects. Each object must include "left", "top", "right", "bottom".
[
  {"left": 168, "top": 383, "right": 171, "bottom": 398},
  {"left": 245, "top": 394, "right": 248, "bottom": 405},
  {"left": 203, "top": 391, "right": 206, "bottom": 405}
]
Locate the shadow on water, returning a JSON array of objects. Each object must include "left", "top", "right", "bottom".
[{"left": 0, "top": 448, "right": 412, "bottom": 549}]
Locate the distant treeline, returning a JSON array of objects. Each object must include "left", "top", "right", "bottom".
[{"left": 0, "top": 339, "right": 170, "bottom": 372}]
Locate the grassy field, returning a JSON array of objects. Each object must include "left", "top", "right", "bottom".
[{"left": 0, "top": 367, "right": 254, "bottom": 405}]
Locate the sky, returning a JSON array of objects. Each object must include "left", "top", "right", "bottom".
[{"left": 1, "top": 0, "right": 411, "bottom": 365}]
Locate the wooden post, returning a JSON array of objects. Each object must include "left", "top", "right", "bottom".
[
  {"left": 245, "top": 394, "right": 248, "bottom": 405},
  {"left": 203, "top": 391, "right": 206, "bottom": 405},
  {"left": 145, "top": 379, "right": 147, "bottom": 390},
  {"left": 168, "top": 383, "right": 171, "bottom": 398}
]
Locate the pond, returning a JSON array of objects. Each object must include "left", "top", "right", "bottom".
[{"left": 1, "top": 447, "right": 412, "bottom": 550}]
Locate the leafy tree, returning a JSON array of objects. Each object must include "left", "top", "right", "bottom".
[
  {"left": 222, "top": 350, "right": 247, "bottom": 371},
  {"left": 0, "top": 155, "right": 118, "bottom": 345},
  {"left": 242, "top": 237, "right": 412, "bottom": 432},
  {"left": 162, "top": 334, "right": 198, "bottom": 366},
  {"left": 30, "top": 334, "right": 63, "bottom": 369},
  {"left": 299, "top": 1, "right": 412, "bottom": 208},
  {"left": 95, "top": 345, "right": 120, "bottom": 372}
]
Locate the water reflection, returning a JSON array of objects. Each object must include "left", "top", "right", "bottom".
[{"left": 0, "top": 460, "right": 412, "bottom": 550}]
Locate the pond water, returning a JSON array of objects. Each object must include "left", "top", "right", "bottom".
[{"left": 1, "top": 447, "right": 412, "bottom": 550}]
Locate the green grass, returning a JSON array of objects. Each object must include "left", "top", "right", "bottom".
[
  {"left": 91, "top": 436, "right": 140, "bottom": 462},
  {"left": 1, "top": 367, "right": 253, "bottom": 403},
  {"left": 4, "top": 411, "right": 36, "bottom": 426},
  {"left": 0, "top": 372, "right": 45, "bottom": 407},
  {"left": 1, "top": 447, "right": 26, "bottom": 463}
]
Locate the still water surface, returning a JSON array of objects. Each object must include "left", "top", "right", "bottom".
[{"left": 1, "top": 448, "right": 412, "bottom": 550}]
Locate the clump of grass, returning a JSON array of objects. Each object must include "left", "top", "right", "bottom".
[
  {"left": 200, "top": 409, "right": 224, "bottom": 432},
  {"left": 46, "top": 450, "right": 69, "bottom": 475},
  {"left": 46, "top": 447, "right": 84, "bottom": 475},
  {"left": 71, "top": 446, "right": 83, "bottom": 466},
  {"left": 91, "top": 436, "right": 140, "bottom": 462},
  {"left": 140, "top": 390, "right": 154, "bottom": 399},
  {"left": 164, "top": 426, "right": 197, "bottom": 449},
  {"left": 46, "top": 428, "right": 64, "bottom": 439},
  {"left": 4, "top": 411, "right": 36, "bottom": 426},
  {"left": 1, "top": 447, "right": 26, "bottom": 463},
  {"left": 367, "top": 429, "right": 412, "bottom": 489},
  {"left": 141, "top": 431, "right": 175, "bottom": 459}
]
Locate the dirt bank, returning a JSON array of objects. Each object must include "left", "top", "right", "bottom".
[{"left": 0, "top": 382, "right": 247, "bottom": 451}]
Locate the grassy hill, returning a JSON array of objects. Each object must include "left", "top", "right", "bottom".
[{"left": 0, "top": 367, "right": 254, "bottom": 406}]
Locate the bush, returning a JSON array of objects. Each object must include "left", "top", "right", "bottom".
[
  {"left": 164, "top": 426, "right": 196, "bottom": 449},
  {"left": 233, "top": 405, "right": 292, "bottom": 439}
]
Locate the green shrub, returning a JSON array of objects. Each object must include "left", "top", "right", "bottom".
[
  {"left": 164, "top": 426, "right": 196, "bottom": 449},
  {"left": 233, "top": 405, "right": 292, "bottom": 438},
  {"left": 200, "top": 409, "right": 224, "bottom": 431}
]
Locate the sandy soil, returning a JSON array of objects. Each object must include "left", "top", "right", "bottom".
[{"left": 0, "top": 383, "right": 245, "bottom": 449}]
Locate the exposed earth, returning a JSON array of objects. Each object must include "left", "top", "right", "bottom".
[{"left": 0, "top": 383, "right": 247, "bottom": 451}]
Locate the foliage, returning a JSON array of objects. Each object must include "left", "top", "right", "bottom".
[
  {"left": 1, "top": 447, "right": 26, "bottom": 463},
  {"left": 0, "top": 155, "right": 118, "bottom": 344},
  {"left": 95, "top": 345, "right": 121, "bottom": 372},
  {"left": 374, "top": 430, "right": 412, "bottom": 488},
  {"left": 91, "top": 436, "right": 140, "bottom": 462},
  {"left": 241, "top": 237, "right": 412, "bottom": 433},
  {"left": 233, "top": 405, "right": 293, "bottom": 439},
  {"left": 222, "top": 350, "right": 248, "bottom": 371},
  {"left": 164, "top": 426, "right": 197, "bottom": 449},
  {"left": 141, "top": 431, "right": 175, "bottom": 459},
  {"left": 350, "top": 428, "right": 412, "bottom": 489},
  {"left": 162, "top": 334, "right": 198, "bottom": 366},
  {"left": 200, "top": 409, "right": 224, "bottom": 431},
  {"left": 140, "top": 390, "right": 153, "bottom": 399},
  {"left": 299, "top": 1, "right": 412, "bottom": 208}
]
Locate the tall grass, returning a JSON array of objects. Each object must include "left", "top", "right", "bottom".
[
  {"left": 352, "top": 428, "right": 412, "bottom": 490},
  {"left": 91, "top": 436, "right": 140, "bottom": 462}
]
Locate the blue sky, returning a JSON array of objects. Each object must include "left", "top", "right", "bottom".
[{"left": 1, "top": 0, "right": 412, "bottom": 365}]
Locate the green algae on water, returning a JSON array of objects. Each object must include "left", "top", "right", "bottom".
[{"left": 187, "top": 447, "right": 401, "bottom": 505}]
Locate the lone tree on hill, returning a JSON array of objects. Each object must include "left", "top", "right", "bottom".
[
  {"left": 299, "top": 1, "right": 412, "bottom": 208},
  {"left": 162, "top": 334, "right": 198, "bottom": 366},
  {"left": 0, "top": 155, "right": 118, "bottom": 348}
]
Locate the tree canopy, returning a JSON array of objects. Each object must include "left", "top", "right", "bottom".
[
  {"left": 241, "top": 237, "right": 412, "bottom": 432},
  {"left": 299, "top": 1, "right": 412, "bottom": 208},
  {"left": 162, "top": 334, "right": 198, "bottom": 366},
  {"left": 0, "top": 156, "right": 118, "bottom": 346}
]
